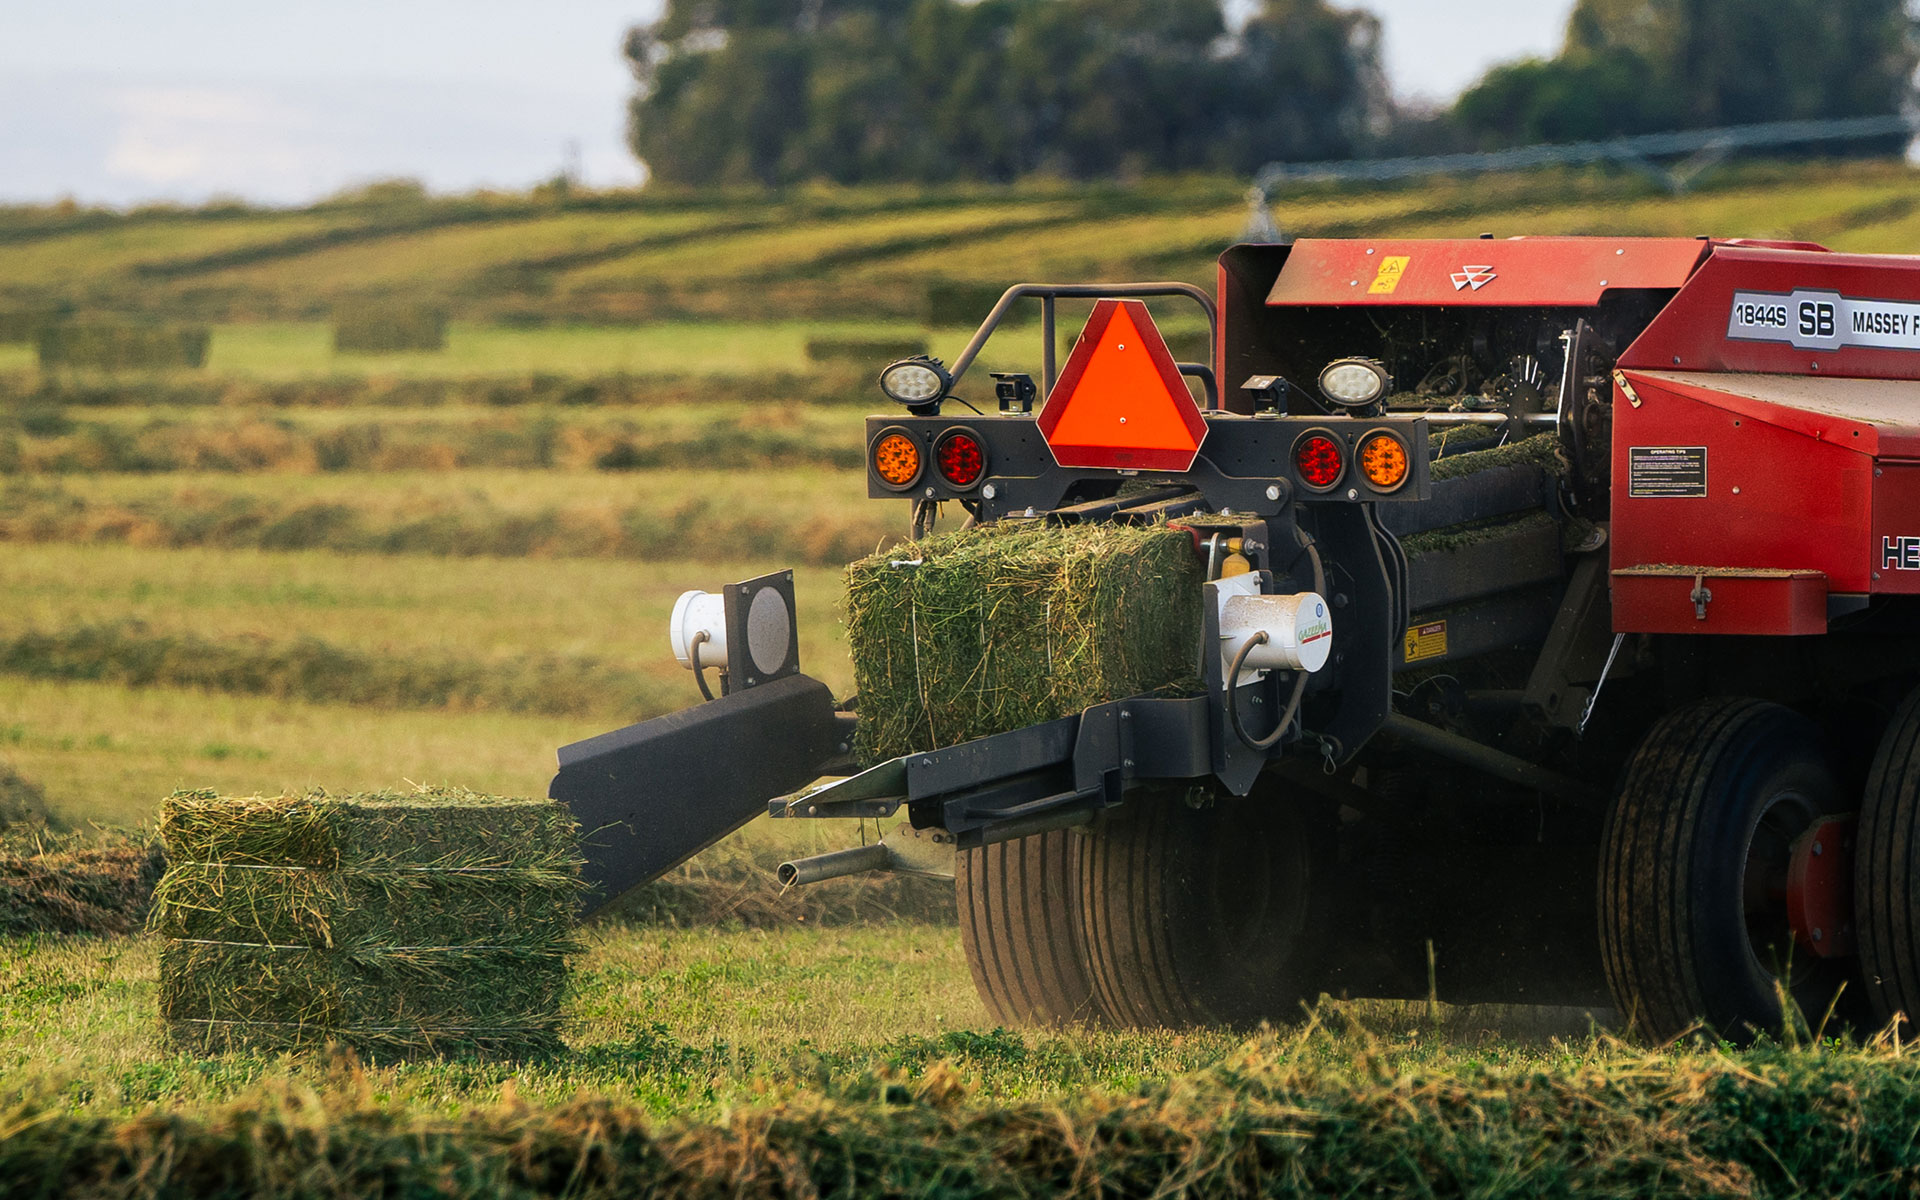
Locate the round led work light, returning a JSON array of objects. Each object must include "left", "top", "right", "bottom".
[
  {"left": 879, "top": 356, "right": 952, "bottom": 412},
  {"left": 1317, "top": 357, "right": 1391, "bottom": 408}
]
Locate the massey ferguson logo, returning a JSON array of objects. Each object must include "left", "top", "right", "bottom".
[{"left": 1450, "top": 265, "right": 1497, "bottom": 291}]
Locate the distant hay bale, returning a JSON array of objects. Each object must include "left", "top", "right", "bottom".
[
  {"left": 805, "top": 335, "right": 927, "bottom": 364},
  {"left": 0, "top": 309, "right": 62, "bottom": 346},
  {"left": 150, "top": 786, "right": 581, "bottom": 1057},
  {"left": 36, "top": 323, "right": 211, "bottom": 370},
  {"left": 844, "top": 521, "right": 1204, "bottom": 763},
  {"left": 332, "top": 302, "right": 447, "bottom": 354}
]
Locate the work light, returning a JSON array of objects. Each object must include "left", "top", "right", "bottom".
[
  {"left": 1317, "top": 357, "right": 1391, "bottom": 408},
  {"left": 879, "top": 356, "right": 952, "bottom": 413}
]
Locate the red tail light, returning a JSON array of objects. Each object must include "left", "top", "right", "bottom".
[
  {"left": 936, "top": 430, "right": 986, "bottom": 489},
  {"left": 1293, "top": 432, "right": 1344, "bottom": 491}
]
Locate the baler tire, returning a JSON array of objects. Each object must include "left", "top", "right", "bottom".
[
  {"left": 1857, "top": 686, "right": 1920, "bottom": 1035},
  {"left": 1078, "top": 789, "right": 1330, "bottom": 1028},
  {"left": 955, "top": 830, "right": 1099, "bottom": 1026},
  {"left": 1599, "top": 697, "right": 1851, "bottom": 1042}
]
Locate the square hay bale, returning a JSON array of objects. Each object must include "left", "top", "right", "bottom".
[
  {"left": 35, "top": 322, "right": 211, "bottom": 370},
  {"left": 332, "top": 302, "right": 447, "bottom": 353},
  {"left": 845, "top": 521, "right": 1204, "bottom": 763},
  {"left": 150, "top": 787, "right": 581, "bottom": 1057}
]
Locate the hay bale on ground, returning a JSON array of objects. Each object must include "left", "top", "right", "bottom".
[
  {"left": 36, "top": 323, "right": 211, "bottom": 370},
  {"left": 332, "top": 302, "right": 446, "bottom": 354},
  {"left": 845, "top": 521, "right": 1203, "bottom": 763},
  {"left": 150, "top": 786, "right": 581, "bottom": 1057}
]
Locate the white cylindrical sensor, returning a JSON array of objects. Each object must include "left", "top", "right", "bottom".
[
  {"left": 670, "top": 590, "right": 728, "bottom": 670},
  {"left": 1220, "top": 591, "right": 1333, "bottom": 674}
]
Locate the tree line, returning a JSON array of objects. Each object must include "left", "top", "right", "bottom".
[{"left": 624, "top": 0, "right": 1918, "bottom": 186}]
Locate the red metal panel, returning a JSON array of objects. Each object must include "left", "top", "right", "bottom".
[
  {"left": 1609, "top": 569, "right": 1828, "bottom": 635},
  {"left": 1265, "top": 236, "right": 1707, "bottom": 308},
  {"left": 1609, "top": 370, "right": 1874, "bottom": 601},
  {"left": 1622, "top": 243, "right": 1920, "bottom": 378},
  {"left": 1871, "top": 463, "right": 1920, "bottom": 594}
]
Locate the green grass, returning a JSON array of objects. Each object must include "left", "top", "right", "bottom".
[{"left": 8, "top": 928, "right": 1920, "bottom": 1198}]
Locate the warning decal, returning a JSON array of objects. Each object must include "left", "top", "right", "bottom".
[
  {"left": 1403, "top": 620, "right": 1448, "bottom": 664},
  {"left": 1367, "top": 255, "right": 1410, "bottom": 294},
  {"left": 1728, "top": 288, "right": 1920, "bottom": 353},
  {"left": 1628, "top": 446, "right": 1707, "bottom": 498}
]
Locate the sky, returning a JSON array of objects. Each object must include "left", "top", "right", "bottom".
[{"left": 0, "top": 1, "right": 1576, "bottom": 208}]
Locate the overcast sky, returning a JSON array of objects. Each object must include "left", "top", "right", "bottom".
[{"left": 0, "top": 1, "right": 1576, "bottom": 207}]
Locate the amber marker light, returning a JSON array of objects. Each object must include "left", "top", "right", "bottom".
[
  {"left": 1358, "top": 430, "right": 1410, "bottom": 492},
  {"left": 872, "top": 431, "right": 922, "bottom": 489}
]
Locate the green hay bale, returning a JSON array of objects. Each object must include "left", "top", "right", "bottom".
[
  {"left": 845, "top": 521, "right": 1203, "bottom": 763},
  {"left": 150, "top": 786, "right": 580, "bottom": 1057},
  {"left": 148, "top": 862, "right": 579, "bottom": 948},
  {"left": 157, "top": 787, "right": 578, "bottom": 870},
  {"left": 159, "top": 942, "right": 568, "bottom": 1056},
  {"left": 332, "top": 302, "right": 446, "bottom": 354},
  {"left": 35, "top": 323, "right": 210, "bottom": 370}
]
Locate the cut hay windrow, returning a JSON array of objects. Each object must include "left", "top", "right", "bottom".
[
  {"left": 845, "top": 521, "right": 1204, "bottom": 763},
  {"left": 149, "top": 787, "right": 582, "bottom": 1057}
]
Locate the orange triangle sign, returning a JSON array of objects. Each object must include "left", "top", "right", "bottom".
[{"left": 1038, "top": 299, "right": 1208, "bottom": 471}]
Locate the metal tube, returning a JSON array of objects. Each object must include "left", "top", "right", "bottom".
[
  {"left": 777, "top": 842, "right": 891, "bottom": 887},
  {"left": 1043, "top": 295, "right": 1057, "bottom": 395},
  {"left": 1380, "top": 713, "right": 1606, "bottom": 804},
  {"left": 1411, "top": 411, "right": 1559, "bottom": 426},
  {"left": 948, "top": 282, "right": 1218, "bottom": 390}
]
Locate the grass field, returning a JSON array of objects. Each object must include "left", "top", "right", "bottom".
[{"left": 10, "top": 163, "right": 1920, "bottom": 1195}]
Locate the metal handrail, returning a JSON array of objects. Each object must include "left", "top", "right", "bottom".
[{"left": 946, "top": 282, "right": 1218, "bottom": 403}]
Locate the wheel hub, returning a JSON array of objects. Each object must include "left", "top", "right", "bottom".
[{"left": 1784, "top": 814, "right": 1857, "bottom": 959}]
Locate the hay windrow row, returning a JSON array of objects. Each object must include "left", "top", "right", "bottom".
[
  {"left": 0, "top": 622, "right": 679, "bottom": 718},
  {"left": 0, "top": 480, "right": 893, "bottom": 566},
  {"left": 846, "top": 521, "right": 1203, "bottom": 763},
  {"left": 8, "top": 1035, "right": 1920, "bottom": 1197}
]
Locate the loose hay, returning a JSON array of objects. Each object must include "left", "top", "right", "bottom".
[
  {"left": 150, "top": 786, "right": 582, "bottom": 1057},
  {"left": 845, "top": 521, "right": 1203, "bottom": 763}
]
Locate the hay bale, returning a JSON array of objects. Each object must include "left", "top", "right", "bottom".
[
  {"left": 36, "top": 323, "right": 210, "bottom": 370},
  {"left": 332, "top": 302, "right": 446, "bottom": 354},
  {"left": 150, "top": 787, "right": 581, "bottom": 1057},
  {"left": 845, "top": 522, "right": 1203, "bottom": 763}
]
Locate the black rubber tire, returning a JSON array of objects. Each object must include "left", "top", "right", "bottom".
[
  {"left": 955, "top": 830, "right": 1100, "bottom": 1026},
  {"left": 1079, "top": 789, "right": 1330, "bottom": 1028},
  {"left": 1599, "top": 697, "right": 1850, "bottom": 1041},
  {"left": 1858, "top": 686, "right": 1920, "bottom": 1034}
]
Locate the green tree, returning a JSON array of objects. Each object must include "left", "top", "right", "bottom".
[
  {"left": 1455, "top": 0, "right": 1916, "bottom": 147},
  {"left": 623, "top": 0, "right": 1389, "bottom": 185}
]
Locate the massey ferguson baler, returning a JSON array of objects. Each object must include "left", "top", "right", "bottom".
[{"left": 552, "top": 235, "right": 1920, "bottom": 1040}]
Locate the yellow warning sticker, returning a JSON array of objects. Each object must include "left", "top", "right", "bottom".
[
  {"left": 1404, "top": 619, "right": 1448, "bottom": 664},
  {"left": 1368, "top": 255, "right": 1411, "bottom": 294}
]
